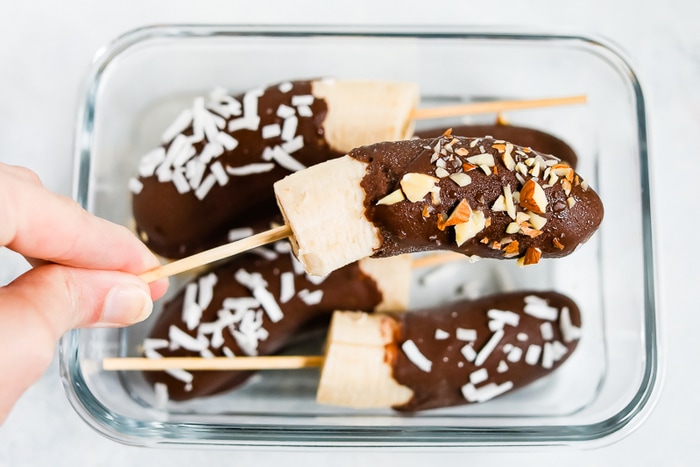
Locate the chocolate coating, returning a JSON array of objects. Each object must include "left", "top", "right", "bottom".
[
  {"left": 144, "top": 243, "right": 383, "bottom": 400},
  {"left": 351, "top": 135, "right": 603, "bottom": 262},
  {"left": 416, "top": 123, "right": 578, "bottom": 169},
  {"left": 390, "top": 291, "right": 581, "bottom": 411},
  {"left": 132, "top": 80, "right": 342, "bottom": 258}
]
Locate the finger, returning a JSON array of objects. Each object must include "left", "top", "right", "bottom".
[
  {"left": 0, "top": 165, "right": 161, "bottom": 275},
  {"left": 0, "top": 263, "right": 158, "bottom": 423},
  {"left": 0, "top": 162, "right": 43, "bottom": 185}
]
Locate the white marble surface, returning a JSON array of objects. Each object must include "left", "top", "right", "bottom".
[{"left": 0, "top": 0, "right": 698, "bottom": 465}]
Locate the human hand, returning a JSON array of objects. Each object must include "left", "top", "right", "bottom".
[{"left": 0, "top": 162, "right": 168, "bottom": 424}]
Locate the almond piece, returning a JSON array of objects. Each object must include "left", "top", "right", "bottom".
[
  {"left": 449, "top": 172, "right": 472, "bottom": 187},
  {"left": 527, "top": 211, "right": 547, "bottom": 230},
  {"left": 552, "top": 238, "right": 565, "bottom": 250},
  {"left": 519, "top": 179, "right": 547, "bottom": 215},
  {"left": 376, "top": 189, "right": 405, "bottom": 206},
  {"left": 466, "top": 153, "right": 495, "bottom": 167},
  {"left": 454, "top": 210, "right": 486, "bottom": 246},
  {"left": 519, "top": 246, "right": 542, "bottom": 266},
  {"left": 502, "top": 239, "right": 520, "bottom": 258},
  {"left": 440, "top": 199, "right": 472, "bottom": 230},
  {"left": 400, "top": 173, "right": 439, "bottom": 202}
]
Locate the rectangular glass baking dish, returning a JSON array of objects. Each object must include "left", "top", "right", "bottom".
[{"left": 60, "top": 25, "right": 659, "bottom": 448}]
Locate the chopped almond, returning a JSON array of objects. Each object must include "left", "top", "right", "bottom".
[
  {"left": 454, "top": 210, "right": 486, "bottom": 246},
  {"left": 400, "top": 173, "right": 439, "bottom": 202},
  {"left": 521, "top": 246, "right": 542, "bottom": 265},
  {"left": 376, "top": 189, "right": 405, "bottom": 206},
  {"left": 553, "top": 238, "right": 565, "bottom": 250},
  {"left": 519, "top": 179, "right": 548, "bottom": 214},
  {"left": 462, "top": 162, "right": 477, "bottom": 171},
  {"left": 421, "top": 205, "right": 432, "bottom": 218},
  {"left": 443, "top": 128, "right": 453, "bottom": 137},
  {"left": 492, "top": 143, "right": 506, "bottom": 153},
  {"left": 503, "top": 240, "right": 520, "bottom": 257},
  {"left": 441, "top": 199, "right": 472, "bottom": 228},
  {"left": 520, "top": 225, "right": 543, "bottom": 238},
  {"left": 455, "top": 147, "right": 470, "bottom": 157}
]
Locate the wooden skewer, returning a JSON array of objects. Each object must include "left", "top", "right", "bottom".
[
  {"left": 102, "top": 355, "right": 324, "bottom": 371},
  {"left": 139, "top": 224, "right": 292, "bottom": 283},
  {"left": 410, "top": 94, "right": 587, "bottom": 120}
]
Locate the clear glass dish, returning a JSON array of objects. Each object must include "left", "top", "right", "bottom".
[{"left": 60, "top": 25, "right": 659, "bottom": 448}]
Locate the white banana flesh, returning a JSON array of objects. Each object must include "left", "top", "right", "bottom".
[
  {"left": 312, "top": 80, "right": 419, "bottom": 153},
  {"left": 316, "top": 311, "right": 413, "bottom": 408},
  {"left": 358, "top": 255, "right": 412, "bottom": 313},
  {"left": 274, "top": 155, "right": 380, "bottom": 277}
]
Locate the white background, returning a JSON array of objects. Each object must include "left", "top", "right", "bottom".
[{"left": 0, "top": 1, "right": 697, "bottom": 465}]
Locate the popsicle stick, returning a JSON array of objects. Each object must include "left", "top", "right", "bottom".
[
  {"left": 139, "top": 224, "right": 292, "bottom": 283},
  {"left": 410, "top": 251, "right": 465, "bottom": 269},
  {"left": 411, "top": 94, "right": 587, "bottom": 121},
  {"left": 102, "top": 355, "right": 324, "bottom": 371}
]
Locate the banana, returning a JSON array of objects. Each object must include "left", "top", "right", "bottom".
[
  {"left": 316, "top": 311, "right": 414, "bottom": 408},
  {"left": 312, "top": 80, "right": 419, "bottom": 153},
  {"left": 274, "top": 155, "right": 379, "bottom": 277}
]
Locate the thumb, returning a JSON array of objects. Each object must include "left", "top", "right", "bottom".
[{"left": 0, "top": 264, "right": 153, "bottom": 424}]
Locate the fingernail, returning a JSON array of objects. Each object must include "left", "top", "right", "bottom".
[{"left": 101, "top": 285, "right": 153, "bottom": 325}]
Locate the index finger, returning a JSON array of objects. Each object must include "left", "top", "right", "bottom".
[{"left": 0, "top": 163, "right": 159, "bottom": 275}]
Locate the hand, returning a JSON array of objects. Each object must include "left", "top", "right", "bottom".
[{"left": 0, "top": 162, "right": 168, "bottom": 424}]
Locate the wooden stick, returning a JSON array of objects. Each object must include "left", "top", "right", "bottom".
[
  {"left": 410, "top": 94, "right": 587, "bottom": 121},
  {"left": 102, "top": 355, "right": 324, "bottom": 371},
  {"left": 410, "top": 251, "right": 465, "bottom": 269},
  {"left": 139, "top": 225, "right": 292, "bottom": 283}
]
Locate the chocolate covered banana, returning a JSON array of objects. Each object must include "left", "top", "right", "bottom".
[
  {"left": 130, "top": 79, "right": 418, "bottom": 258},
  {"left": 275, "top": 134, "right": 603, "bottom": 276},
  {"left": 142, "top": 241, "right": 411, "bottom": 400},
  {"left": 317, "top": 291, "right": 581, "bottom": 411}
]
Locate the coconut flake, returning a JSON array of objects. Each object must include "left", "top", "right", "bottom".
[
  {"left": 143, "top": 338, "right": 169, "bottom": 352},
  {"left": 128, "top": 177, "right": 143, "bottom": 194},
  {"left": 560, "top": 306, "right": 581, "bottom": 343},
  {"left": 523, "top": 295, "right": 559, "bottom": 321},
  {"left": 228, "top": 227, "right": 254, "bottom": 242},
  {"left": 199, "top": 142, "right": 224, "bottom": 164},
  {"left": 461, "top": 344, "right": 477, "bottom": 362},
  {"left": 434, "top": 329, "right": 450, "bottom": 340},
  {"left": 462, "top": 381, "right": 513, "bottom": 403},
  {"left": 194, "top": 173, "right": 217, "bottom": 200},
  {"left": 278, "top": 82, "right": 293, "bottom": 93},
  {"left": 276, "top": 104, "right": 295, "bottom": 118},
  {"left": 291, "top": 95, "right": 314, "bottom": 106},
  {"left": 517, "top": 332, "right": 529, "bottom": 342},
  {"left": 234, "top": 269, "right": 283, "bottom": 323},
  {"left": 497, "top": 360, "right": 509, "bottom": 373},
  {"left": 542, "top": 342, "right": 554, "bottom": 369},
  {"left": 168, "top": 325, "right": 209, "bottom": 352},
  {"left": 298, "top": 289, "right": 324, "bottom": 306},
  {"left": 456, "top": 328, "right": 477, "bottom": 341},
  {"left": 401, "top": 340, "right": 432, "bottom": 372},
  {"left": 469, "top": 368, "right": 489, "bottom": 385},
  {"left": 270, "top": 145, "right": 305, "bottom": 171},
  {"left": 138, "top": 147, "right": 167, "bottom": 178},
  {"left": 216, "top": 132, "right": 239, "bottom": 151},
  {"left": 154, "top": 383, "right": 169, "bottom": 410},
  {"left": 540, "top": 321, "right": 554, "bottom": 341},
  {"left": 226, "top": 162, "right": 275, "bottom": 176},
  {"left": 525, "top": 344, "right": 542, "bottom": 365},
  {"left": 279, "top": 272, "right": 295, "bottom": 303},
  {"left": 475, "top": 329, "right": 504, "bottom": 366},
  {"left": 161, "top": 109, "right": 194, "bottom": 144},
  {"left": 182, "top": 282, "right": 202, "bottom": 330},
  {"left": 506, "top": 346, "right": 523, "bottom": 363},
  {"left": 281, "top": 116, "right": 298, "bottom": 141},
  {"left": 210, "top": 161, "right": 229, "bottom": 186},
  {"left": 551, "top": 340, "right": 569, "bottom": 360},
  {"left": 281, "top": 135, "right": 304, "bottom": 154},
  {"left": 487, "top": 309, "right": 520, "bottom": 327},
  {"left": 262, "top": 123, "right": 282, "bottom": 139}
]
